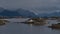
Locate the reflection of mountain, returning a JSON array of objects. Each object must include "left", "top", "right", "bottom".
[{"left": 0, "top": 8, "right": 37, "bottom": 18}]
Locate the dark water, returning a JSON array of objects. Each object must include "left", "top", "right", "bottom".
[{"left": 0, "top": 18, "right": 60, "bottom": 34}]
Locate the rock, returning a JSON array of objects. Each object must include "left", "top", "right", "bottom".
[
  {"left": 48, "top": 24, "right": 60, "bottom": 29},
  {"left": 24, "top": 18, "right": 46, "bottom": 25},
  {"left": 58, "top": 23, "right": 60, "bottom": 24},
  {"left": 0, "top": 20, "right": 5, "bottom": 25}
]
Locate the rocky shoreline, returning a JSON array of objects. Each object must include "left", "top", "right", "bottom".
[{"left": 0, "top": 20, "right": 9, "bottom": 25}]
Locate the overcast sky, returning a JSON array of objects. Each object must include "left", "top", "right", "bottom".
[{"left": 0, "top": 0, "right": 60, "bottom": 13}]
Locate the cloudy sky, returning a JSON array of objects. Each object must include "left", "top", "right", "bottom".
[{"left": 0, "top": 0, "right": 60, "bottom": 13}]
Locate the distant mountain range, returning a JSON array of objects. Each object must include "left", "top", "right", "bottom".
[
  {"left": 0, "top": 7, "right": 60, "bottom": 18},
  {"left": 38, "top": 11, "right": 60, "bottom": 17},
  {"left": 0, "top": 8, "right": 38, "bottom": 18}
]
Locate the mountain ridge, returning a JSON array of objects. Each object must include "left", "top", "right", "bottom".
[
  {"left": 0, "top": 7, "right": 60, "bottom": 18},
  {"left": 0, "top": 8, "right": 38, "bottom": 18}
]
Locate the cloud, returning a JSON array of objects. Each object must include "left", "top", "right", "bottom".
[
  {"left": 0, "top": 0, "right": 59, "bottom": 8},
  {"left": 0, "top": 0, "right": 60, "bottom": 13}
]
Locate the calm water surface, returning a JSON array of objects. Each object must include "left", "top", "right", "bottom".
[{"left": 0, "top": 18, "right": 60, "bottom": 34}]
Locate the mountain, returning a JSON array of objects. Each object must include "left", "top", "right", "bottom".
[
  {"left": 0, "top": 7, "right": 60, "bottom": 18},
  {"left": 38, "top": 11, "right": 60, "bottom": 17},
  {"left": 16, "top": 8, "right": 38, "bottom": 18},
  {"left": 48, "top": 11, "right": 60, "bottom": 17},
  {"left": 0, "top": 8, "right": 38, "bottom": 18},
  {"left": 0, "top": 10, "right": 20, "bottom": 16}
]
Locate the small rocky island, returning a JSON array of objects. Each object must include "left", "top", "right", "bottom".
[
  {"left": 48, "top": 23, "right": 60, "bottom": 29},
  {"left": 22, "top": 18, "right": 47, "bottom": 25}
]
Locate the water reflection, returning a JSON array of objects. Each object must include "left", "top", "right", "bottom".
[{"left": 0, "top": 18, "right": 60, "bottom": 34}]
